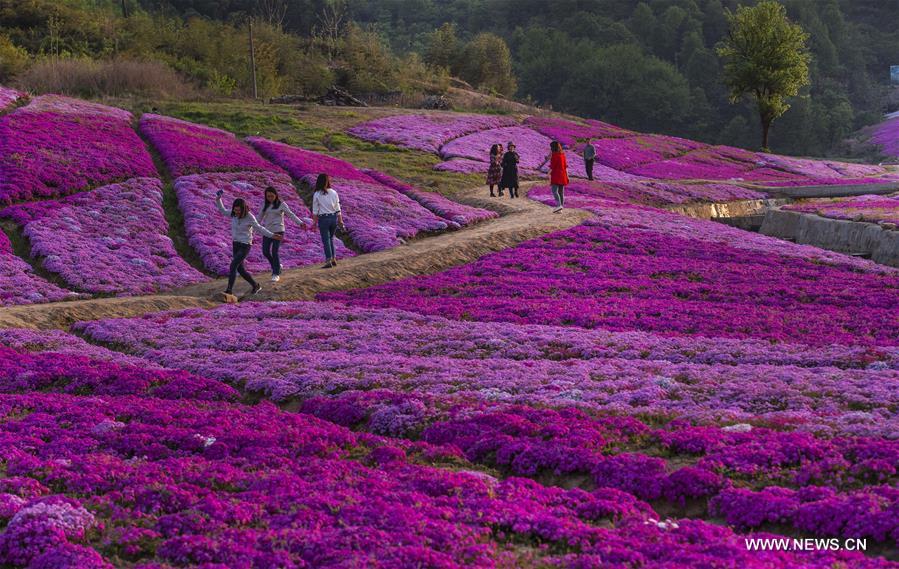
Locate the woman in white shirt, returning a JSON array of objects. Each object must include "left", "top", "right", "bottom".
[
  {"left": 215, "top": 191, "right": 280, "bottom": 295},
  {"left": 258, "top": 186, "right": 308, "bottom": 282},
  {"left": 311, "top": 174, "right": 345, "bottom": 269}
]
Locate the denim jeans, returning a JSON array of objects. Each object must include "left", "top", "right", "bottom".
[
  {"left": 318, "top": 214, "right": 338, "bottom": 260},
  {"left": 262, "top": 234, "right": 283, "bottom": 274},
  {"left": 551, "top": 184, "right": 565, "bottom": 207},
  {"left": 228, "top": 242, "right": 257, "bottom": 292}
]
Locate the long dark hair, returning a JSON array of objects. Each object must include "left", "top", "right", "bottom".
[
  {"left": 314, "top": 173, "right": 332, "bottom": 194},
  {"left": 550, "top": 141, "right": 562, "bottom": 153},
  {"left": 262, "top": 186, "right": 281, "bottom": 211},
  {"left": 490, "top": 144, "right": 499, "bottom": 156},
  {"left": 230, "top": 198, "right": 249, "bottom": 218}
]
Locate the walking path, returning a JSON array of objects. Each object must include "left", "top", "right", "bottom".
[{"left": 0, "top": 182, "right": 590, "bottom": 330}]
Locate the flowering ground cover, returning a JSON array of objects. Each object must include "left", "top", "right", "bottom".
[
  {"left": 347, "top": 112, "right": 517, "bottom": 153},
  {"left": 362, "top": 169, "right": 498, "bottom": 227},
  {"left": 587, "top": 135, "right": 706, "bottom": 171},
  {"left": 0, "top": 231, "right": 79, "bottom": 306},
  {"left": 248, "top": 137, "right": 376, "bottom": 183},
  {"left": 19, "top": 94, "right": 133, "bottom": 121},
  {"left": 1, "top": 178, "right": 206, "bottom": 295},
  {"left": 325, "top": 190, "right": 899, "bottom": 347},
  {"left": 174, "top": 171, "right": 352, "bottom": 274},
  {"left": 0, "top": 85, "right": 24, "bottom": 111},
  {"left": 139, "top": 114, "right": 280, "bottom": 178},
  {"left": 440, "top": 125, "right": 555, "bottom": 171},
  {"left": 0, "top": 96, "right": 155, "bottom": 205},
  {"left": 4, "top": 392, "right": 886, "bottom": 568},
  {"left": 248, "top": 138, "right": 451, "bottom": 252},
  {"left": 554, "top": 179, "right": 764, "bottom": 207},
  {"left": 74, "top": 301, "right": 899, "bottom": 551},
  {"left": 871, "top": 115, "right": 899, "bottom": 158},
  {"left": 783, "top": 194, "right": 899, "bottom": 226},
  {"left": 523, "top": 116, "right": 632, "bottom": 147},
  {"left": 76, "top": 301, "right": 899, "bottom": 437}
]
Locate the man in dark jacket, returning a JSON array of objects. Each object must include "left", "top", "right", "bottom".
[{"left": 582, "top": 140, "right": 596, "bottom": 181}]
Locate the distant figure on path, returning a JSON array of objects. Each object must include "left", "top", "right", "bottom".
[
  {"left": 312, "top": 174, "right": 346, "bottom": 269},
  {"left": 258, "top": 186, "right": 308, "bottom": 282},
  {"left": 486, "top": 144, "right": 502, "bottom": 197},
  {"left": 215, "top": 190, "right": 280, "bottom": 296},
  {"left": 549, "top": 141, "right": 569, "bottom": 213},
  {"left": 500, "top": 142, "right": 520, "bottom": 198},
  {"left": 582, "top": 139, "right": 596, "bottom": 181}
]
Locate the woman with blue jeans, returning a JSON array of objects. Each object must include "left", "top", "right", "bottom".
[
  {"left": 311, "top": 174, "right": 345, "bottom": 269},
  {"left": 258, "top": 186, "right": 308, "bottom": 282},
  {"left": 215, "top": 191, "right": 280, "bottom": 295}
]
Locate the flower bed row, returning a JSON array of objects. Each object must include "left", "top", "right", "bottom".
[
  {"left": 1, "top": 178, "right": 206, "bottom": 295},
  {"left": 0, "top": 232, "right": 78, "bottom": 306},
  {"left": 249, "top": 138, "right": 452, "bottom": 252},
  {"left": 174, "top": 171, "right": 352, "bottom": 275},
  {"left": 72, "top": 300, "right": 898, "bottom": 369},
  {"left": 75, "top": 301, "right": 899, "bottom": 439},
  {"left": 523, "top": 116, "right": 632, "bottom": 147},
  {"left": 362, "top": 169, "right": 498, "bottom": 227},
  {"left": 139, "top": 114, "right": 279, "bottom": 178},
  {"left": 0, "top": 96, "right": 155, "bottom": 205},
  {"left": 560, "top": 179, "right": 764, "bottom": 207},
  {"left": 871, "top": 115, "right": 899, "bottom": 158},
  {"left": 347, "top": 112, "right": 518, "bottom": 153},
  {"left": 324, "top": 191, "right": 899, "bottom": 347},
  {"left": 783, "top": 194, "right": 899, "bottom": 226},
  {"left": 0, "top": 85, "right": 24, "bottom": 111}
]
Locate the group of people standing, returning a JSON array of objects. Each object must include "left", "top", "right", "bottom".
[
  {"left": 486, "top": 142, "right": 521, "bottom": 198},
  {"left": 487, "top": 140, "right": 586, "bottom": 213},
  {"left": 215, "top": 173, "right": 344, "bottom": 296}
]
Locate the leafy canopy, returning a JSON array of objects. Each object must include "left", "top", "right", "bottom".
[{"left": 717, "top": 0, "right": 810, "bottom": 148}]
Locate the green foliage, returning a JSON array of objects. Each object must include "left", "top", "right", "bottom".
[
  {"left": 0, "top": 34, "right": 29, "bottom": 82},
  {"left": 717, "top": 0, "right": 811, "bottom": 150},
  {"left": 457, "top": 33, "right": 516, "bottom": 97}
]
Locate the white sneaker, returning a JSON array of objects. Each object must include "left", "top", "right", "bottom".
[
  {"left": 553, "top": 206, "right": 562, "bottom": 213},
  {"left": 271, "top": 275, "right": 280, "bottom": 282}
]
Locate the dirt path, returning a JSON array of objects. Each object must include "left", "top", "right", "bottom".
[{"left": 0, "top": 183, "right": 589, "bottom": 330}]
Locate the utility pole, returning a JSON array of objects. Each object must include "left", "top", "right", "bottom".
[{"left": 248, "top": 21, "right": 258, "bottom": 100}]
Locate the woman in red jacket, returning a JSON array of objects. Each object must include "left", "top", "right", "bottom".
[{"left": 549, "top": 141, "right": 569, "bottom": 213}]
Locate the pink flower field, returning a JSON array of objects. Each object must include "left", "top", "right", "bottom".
[
  {"left": 1, "top": 178, "right": 207, "bottom": 295},
  {"left": 0, "top": 96, "right": 156, "bottom": 205},
  {"left": 784, "top": 194, "right": 899, "bottom": 226},
  {"left": 0, "top": 85, "right": 24, "bottom": 111},
  {"left": 2, "top": 92, "right": 899, "bottom": 567},
  {"left": 140, "top": 114, "right": 281, "bottom": 177}
]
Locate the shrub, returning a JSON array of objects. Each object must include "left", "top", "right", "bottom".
[{"left": 18, "top": 57, "right": 195, "bottom": 99}]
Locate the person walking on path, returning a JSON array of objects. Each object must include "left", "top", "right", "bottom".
[
  {"left": 486, "top": 144, "right": 503, "bottom": 197},
  {"left": 258, "top": 186, "right": 309, "bottom": 282},
  {"left": 215, "top": 190, "right": 280, "bottom": 296},
  {"left": 500, "top": 142, "right": 520, "bottom": 198},
  {"left": 582, "top": 139, "right": 596, "bottom": 181},
  {"left": 549, "top": 141, "right": 569, "bottom": 213},
  {"left": 311, "top": 174, "right": 346, "bottom": 269}
]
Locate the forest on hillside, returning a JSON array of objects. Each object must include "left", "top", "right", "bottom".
[{"left": 2, "top": 0, "right": 898, "bottom": 156}]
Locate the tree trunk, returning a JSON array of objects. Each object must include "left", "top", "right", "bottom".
[{"left": 761, "top": 117, "right": 771, "bottom": 152}]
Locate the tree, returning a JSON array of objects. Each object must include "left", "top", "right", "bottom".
[
  {"left": 458, "top": 33, "right": 516, "bottom": 97},
  {"left": 424, "top": 22, "right": 459, "bottom": 72},
  {"left": 716, "top": 1, "right": 810, "bottom": 151}
]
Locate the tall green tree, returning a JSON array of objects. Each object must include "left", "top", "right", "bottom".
[{"left": 716, "top": 0, "right": 810, "bottom": 151}]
